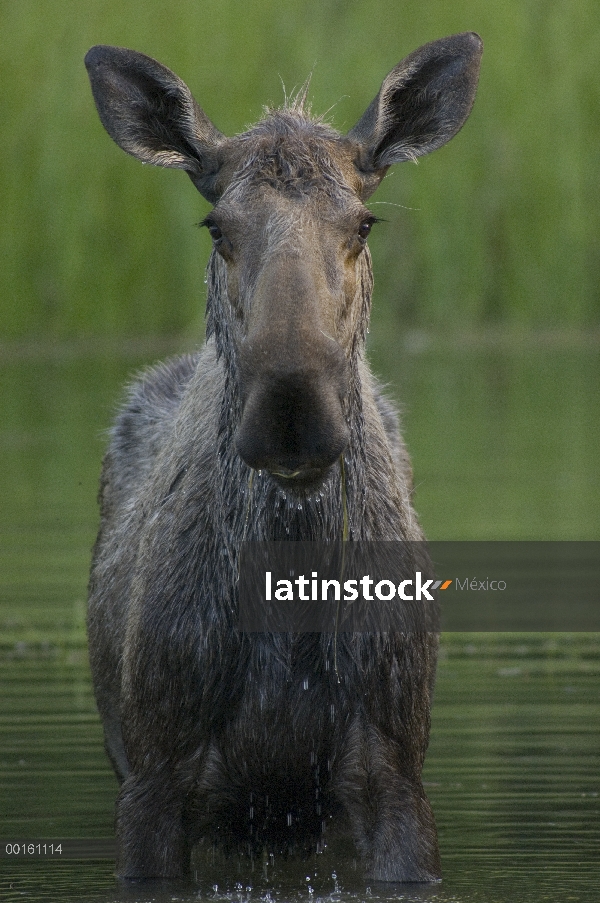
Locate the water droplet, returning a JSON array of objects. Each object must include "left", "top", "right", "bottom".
[
  {"left": 303, "top": 677, "right": 309, "bottom": 690},
  {"left": 330, "top": 704, "right": 335, "bottom": 722},
  {"left": 249, "top": 806, "right": 254, "bottom": 820},
  {"left": 287, "top": 812, "right": 293, "bottom": 827},
  {"left": 297, "top": 503, "right": 303, "bottom": 511},
  {"left": 285, "top": 526, "right": 290, "bottom": 534}
]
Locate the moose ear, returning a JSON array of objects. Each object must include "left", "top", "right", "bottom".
[
  {"left": 347, "top": 32, "right": 483, "bottom": 198},
  {"left": 85, "top": 45, "right": 226, "bottom": 202}
]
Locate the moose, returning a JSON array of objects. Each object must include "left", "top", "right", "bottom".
[{"left": 85, "top": 33, "right": 482, "bottom": 882}]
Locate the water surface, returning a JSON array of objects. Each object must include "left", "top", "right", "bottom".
[{"left": 1, "top": 338, "right": 598, "bottom": 901}]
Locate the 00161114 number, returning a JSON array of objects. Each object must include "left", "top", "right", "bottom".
[{"left": 3, "top": 843, "right": 62, "bottom": 856}]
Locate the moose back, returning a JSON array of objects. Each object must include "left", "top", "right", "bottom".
[{"left": 85, "top": 33, "right": 482, "bottom": 881}]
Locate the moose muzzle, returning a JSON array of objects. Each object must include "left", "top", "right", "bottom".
[{"left": 235, "top": 327, "right": 350, "bottom": 488}]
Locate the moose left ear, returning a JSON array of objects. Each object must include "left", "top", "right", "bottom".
[
  {"left": 347, "top": 32, "right": 483, "bottom": 198},
  {"left": 85, "top": 45, "right": 226, "bottom": 202}
]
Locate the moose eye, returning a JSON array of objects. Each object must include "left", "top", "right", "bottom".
[
  {"left": 207, "top": 223, "right": 223, "bottom": 242},
  {"left": 358, "top": 218, "right": 376, "bottom": 242},
  {"left": 200, "top": 217, "right": 224, "bottom": 244}
]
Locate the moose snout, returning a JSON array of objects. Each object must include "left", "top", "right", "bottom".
[{"left": 235, "top": 335, "right": 350, "bottom": 486}]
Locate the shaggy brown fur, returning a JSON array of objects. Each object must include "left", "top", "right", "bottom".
[{"left": 85, "top": 33, "right": 482, "bottom": 881}]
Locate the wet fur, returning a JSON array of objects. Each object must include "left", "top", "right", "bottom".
[
  {"left": 86, "top": 34, "right": 482, "bottom": 882},
  {"left": 89, "top": 249, "right": 439, "bottom": 880}
]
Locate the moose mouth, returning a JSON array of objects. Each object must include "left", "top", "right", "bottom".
[{"left": 265, "top": 463, "right": 333, "bottom": 491}]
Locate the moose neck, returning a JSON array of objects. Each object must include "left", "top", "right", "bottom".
[{"left": 205, "top": 250, "right": 374, "bottom": 543}]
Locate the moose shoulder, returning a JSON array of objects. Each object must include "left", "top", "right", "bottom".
[{"left": 85, "top": 33, "right": 482, "bottom": 882}]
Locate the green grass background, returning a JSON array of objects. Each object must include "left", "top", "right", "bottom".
[
  {"left": 1, "top": 8, "right": 599, "bottom": 878},
  {"left": 2, "top": 0, "right": 599, "bottom": 340}
]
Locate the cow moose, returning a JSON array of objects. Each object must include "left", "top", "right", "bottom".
[{"left": 85, "top": 33, "right": 482, "bottom": 882}]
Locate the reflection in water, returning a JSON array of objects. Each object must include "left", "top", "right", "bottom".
[{"left": 0, "top": 342, "right": 598, "bottom": 901}]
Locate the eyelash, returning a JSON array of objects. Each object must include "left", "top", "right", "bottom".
[{"left": 199, "top": 218, "right": 223, "bottom": 242}]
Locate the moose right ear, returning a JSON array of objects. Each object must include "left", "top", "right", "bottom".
[
  {"left": 347, "top": 32, "right": 483, "bottom": 199},
  {"left": 85, "top": 45, "right": 226, "bottom": 202}
]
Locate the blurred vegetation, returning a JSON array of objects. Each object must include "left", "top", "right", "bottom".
[{"left": 1, "top": 0, "right": 599, "bottom": 340}]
